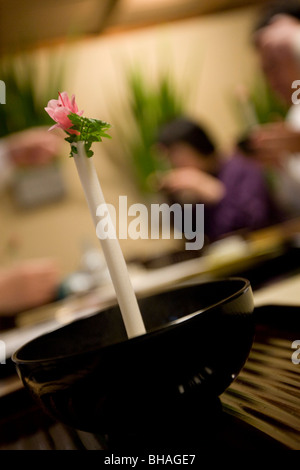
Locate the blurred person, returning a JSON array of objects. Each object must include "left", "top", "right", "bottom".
[
  {"left": 253, "top": 3, "right": 300, "bottom": 106},
  {"left": 0, "top": 126, "right": 61, "bottom": 189},
  {"left": 249, "top": 0, "right": 300, "bottom": 215},
  {"left": 0, "top": 258, "right": 60, "bottom": 316},
  {"left": 156, "top": 117, "right": 281, "bottom": 242},
  {"left": 0, "top": 127, "right": 61, "bottom": 316}
]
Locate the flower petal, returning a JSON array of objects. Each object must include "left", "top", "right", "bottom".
[
  {"left": 45, "top": 92, "right": 83, "bottom": 134},
  {"left": 46, "top": 99, "right": 59, "bottom": 110}
]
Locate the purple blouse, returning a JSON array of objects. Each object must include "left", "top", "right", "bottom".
[{"left": 204, "top": 153, "right": 281, "bottom": 241}]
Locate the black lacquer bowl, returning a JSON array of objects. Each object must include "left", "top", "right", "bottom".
[{"left": 13, "top": 278, "right": 254, "bottom": 436}]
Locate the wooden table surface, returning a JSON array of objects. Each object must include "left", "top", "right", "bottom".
[{"left": 1, "top": 219, "right": 300, "bottom": 449}]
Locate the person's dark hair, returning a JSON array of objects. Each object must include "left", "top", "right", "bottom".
[
  {"left": 157, "top": 117, "right": 215, "bottom": 157},
  {"left": 254, "top": 0, "right": 300, "bottom": 33}
]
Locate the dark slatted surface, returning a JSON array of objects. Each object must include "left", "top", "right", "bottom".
[
  {"left": 0, "top": 425, "right": 106, "bottom": 450},
  {"left": 221, "top": 306, "right": 300, "bottom": 450},
  {"left": 0, "top": 387, "right": 107, "bottom": 450},
  {"left": 222, "top": 338, "right": 300, "bottom": 449}
]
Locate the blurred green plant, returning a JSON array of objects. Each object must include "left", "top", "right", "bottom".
[
  {"left": 114, "top": 66, "right": 188, "bottom": 194},
  {"left": 232, "top": 73, "right": 289, "bottom": 191},
  {"left": 249, "top": 72, "right": 288, "bottom": 124},
  {"left": 233, "top": 72, "right": 288, "bottom": 134},
  {"left": 0, "top": 51, "right": 64, "bottom": 138}
]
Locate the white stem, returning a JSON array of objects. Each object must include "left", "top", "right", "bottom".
[{"left": 73, "top": 142, "right": 146, "bottom": 338}]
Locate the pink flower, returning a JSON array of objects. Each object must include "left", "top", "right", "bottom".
[{"left": 45, "top": 92, "right": 83, "bottom": 134}]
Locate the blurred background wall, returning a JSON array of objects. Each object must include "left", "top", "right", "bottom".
[{"left": 0, "top": 1, "right": 269, "bottom": 276}]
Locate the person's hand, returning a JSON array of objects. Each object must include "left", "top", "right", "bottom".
[
  {"left": 5, "top": 127, "right": 61, "bottom": 167},
  {"left": 249, "top": 122, "right": 300, "bottom": 166},
  {"left": 158, "top": 167, "right": 225, "bottom": 204},
  {"left": 0, "top": 259, "right": 60, "bottom": 315},
  {"left": 254, "top": 14, "right": 300, "bottom": 62}
]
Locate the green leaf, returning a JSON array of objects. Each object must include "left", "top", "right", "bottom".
[{"left": 64, "top": 113, "right": 112, "bottom": 157}]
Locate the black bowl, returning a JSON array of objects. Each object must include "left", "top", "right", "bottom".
[{"left": 13, "top": 278, "right": 254, "bottom": 436}]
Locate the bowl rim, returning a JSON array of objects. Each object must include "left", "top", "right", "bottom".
[{"left": 12, "top": 277, "right": 252, "bottom": 365}]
